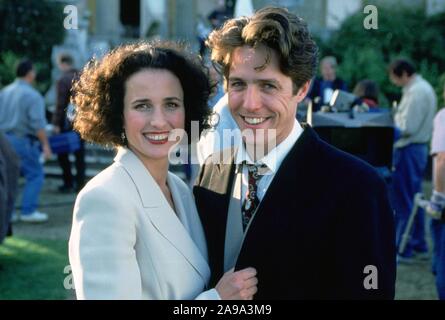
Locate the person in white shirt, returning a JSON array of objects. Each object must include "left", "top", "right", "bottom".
[
  {"left": 388, "top": 58, "right": 437, "bottom": 262},
  {"left": 427, "top": 83, "right": 445, "bottom": 299},
  {"left": 194, "top": 7, "right": 396, "bottom": 299}
]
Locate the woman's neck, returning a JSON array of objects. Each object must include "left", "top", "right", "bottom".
[
  {"left": 144, "top": 158, "right": 169, "bottom": 188},
  {"left": 129, "top": 147, "right": 169, "bottom": 187}
]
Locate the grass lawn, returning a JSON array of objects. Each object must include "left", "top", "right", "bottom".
[{"left": 0, "top": 236, "right": 71, "bottom": 299}]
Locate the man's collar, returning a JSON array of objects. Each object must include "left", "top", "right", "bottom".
[
  {"left": 402, "top": 74, "right": 418, "bottom": 92},
  {"left": 234, "top": 119, "right": 303, "bottom": 174}
]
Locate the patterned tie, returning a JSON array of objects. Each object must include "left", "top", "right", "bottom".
[{"left": 241, "top": 163, "right": 266, "bottom": 231}]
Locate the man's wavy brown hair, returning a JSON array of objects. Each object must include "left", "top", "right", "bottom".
[
  {"left": 206, "top": 6, "right": 318, "bottom": 93},
  {"left": 72, "top": 41, "right": 211, "bottom": 147}
]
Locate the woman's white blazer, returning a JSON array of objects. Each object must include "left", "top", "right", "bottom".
[{"left": 69, "top": 148, "right": 218, "bottom": 299}]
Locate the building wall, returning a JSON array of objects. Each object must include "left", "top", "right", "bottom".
[{"left": 82, "top": 0, "right": 445, "bottom": 48}]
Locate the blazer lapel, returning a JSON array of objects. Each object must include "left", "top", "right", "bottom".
[{"left": 114, "top": 148, "right": 210, "bottom": 282}]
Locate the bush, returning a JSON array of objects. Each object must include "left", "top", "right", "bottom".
[
  {"left": 0, "top": 0, "right": 65, "bottom": 92},
  {"left": 320, "top": 7, "right": 445, "bottom": 107},
  {"left": 0, "top": 51, "right": 20, "bottom": 88}
]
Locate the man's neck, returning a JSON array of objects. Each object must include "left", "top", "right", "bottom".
[
  {"left": 18, "top": 77, "right": 32, "bottom": 85},
  {"left": 243, "top": 141, "right": 276, "bottom": 163}
]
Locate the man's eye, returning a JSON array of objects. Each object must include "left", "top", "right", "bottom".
[
  {"left": 229, "top": 81, "right": 244, "bottom": 89},
  {"left": 263, "top": 83, "right": 277, "bottom": 90}
]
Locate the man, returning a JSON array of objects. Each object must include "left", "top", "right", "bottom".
[
  {"left": 0, "top": 59, "right": 51, "bottom": 223},
  {"left": 307, "top": 56, "right": 348, "bottom": 112},
  {"left": 194, "top": 7, "right": 396, "bottom": 299},
  {"left": 427, "top": 84, "right": 445, "bottom": 299},
  {"left": 388, "top": 59, "right": 437, "bottom": 261},
  {"left": 52, "top": 53, "right": 85, "bottom": 193}
]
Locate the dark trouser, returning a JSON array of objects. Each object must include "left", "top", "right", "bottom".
[
  {"left": 431, "top": 219, "right": 445, "bottom": 299},
  {"left": 57, "top": 139, "right": 85, "bottom": 189},
  {"left": 391, "top": 143, "right": 428, "bottom": 257},
  {"left": 0, "top": 133, "right": 20, "bottom": 243}
]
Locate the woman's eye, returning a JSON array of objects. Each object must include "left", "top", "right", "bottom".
[
  {"left": 135, "top": 104, "right": 150, "bottom": 110},
  {"left": 166, "top": 102, "right": 179, "bottom": 109}
]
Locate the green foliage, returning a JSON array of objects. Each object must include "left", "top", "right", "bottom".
[
  {"left": 337, "top": 47, "right": 390, "bottom": 106},
  {"left": 0, "top": 0, "right": 65, "bottom": 62},
  {"left": 321, "top": 7, "right": 445, "bottom": 107},
  {"left": 0, "top": 51, "right": 20, "bottom": 88},
  {"left": 0, "top": 0, "right": 66, "bottom": 93}
]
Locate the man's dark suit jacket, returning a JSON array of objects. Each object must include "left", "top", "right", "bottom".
[{"left": 194, "top": 126, "right": 396, "bottom": 299}]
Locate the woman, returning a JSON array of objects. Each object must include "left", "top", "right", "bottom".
[
  {"left": 69, "top": 41, "right": 257, "bottom": 299},
  {"left": 352, "top": 79, "right": 381, "bottom": 111}
]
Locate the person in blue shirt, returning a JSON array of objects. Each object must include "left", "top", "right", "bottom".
[{"left": 0, "top": 60, "right": 52, "bottom": 223}]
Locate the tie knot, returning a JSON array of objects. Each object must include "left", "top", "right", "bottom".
[{"left": 244, "top": 162, "right": 268, "bottom": 179}]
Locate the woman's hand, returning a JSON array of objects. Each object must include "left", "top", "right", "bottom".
[{"left": 215, "top": 267, "right": 258, "bottom": 300}]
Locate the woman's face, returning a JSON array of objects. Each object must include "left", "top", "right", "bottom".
[{"left": 123, "top": 69, "right": 185, "bottom": 165}]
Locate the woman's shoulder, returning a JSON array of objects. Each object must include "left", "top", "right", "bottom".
[{"left": 78, "top": 162, "right": 132, "bottom": 199}]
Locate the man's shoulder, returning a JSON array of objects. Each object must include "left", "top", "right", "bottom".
[
  {"left": 411, "top": 75, "right": 435, "bottom": 94},
  {"left": 313, "top": 135, "right": 382, "bottom": 184},
  {"left": 19, "top": 83, "right": 43, "bottom": 101}
]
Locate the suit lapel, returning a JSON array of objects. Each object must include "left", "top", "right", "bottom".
[
  {"left": 114, "top": 148, "right": 210, "bottom": 282},
  {"left": 238, "top": 126, "right": 320, "bottom": 257}
]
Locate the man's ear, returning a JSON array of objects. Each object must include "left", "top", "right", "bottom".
[{"left": 295, "top": 80, "right": 312, "bottom": 102}]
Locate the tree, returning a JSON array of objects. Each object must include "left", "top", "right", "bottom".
[
  {"left": 0, "top": 0, "right": 65, "bottom": 91},
  {"left": 321, "top": 7, "right": 445, "bottom": 107}
]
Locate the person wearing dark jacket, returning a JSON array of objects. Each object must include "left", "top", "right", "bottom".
[
  {"left": 194, "top": 7, "right": 396, "bottom": 300},
  {"left": 0, "top": 132, "right": 20, "bottom": 243},
  {"left": 52, "top": 53, "right": 85, "bottom": 192},
  {"left": 307, "top": 56, "right": 348, "bottom": 112}
]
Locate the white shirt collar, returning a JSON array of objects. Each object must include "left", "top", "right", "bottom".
[{"left": 235, "top": 119, "right": 303, "bottom": 174}]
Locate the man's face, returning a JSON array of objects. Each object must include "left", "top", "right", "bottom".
[
  {"left": 227, "top": 45, "right": 310, "bottom": 150},
  {"left": 321, "top": 61, "right": 336, "bottom": 81},
  {"left": 28, "top": 68, "right": 36, "bottom": 83},
  {"left": 389, "top": 72, "right": 407, "bottom": 87}
]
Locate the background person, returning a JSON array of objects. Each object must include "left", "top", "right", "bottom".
[
  {"left": 0, "top": 59, "right": 51, "bottom": 223},
  {"left": 388, "top": 58, "right": 437, "bottom": 262},
  {"left": 307, "top": 56, "right": 348, "bottom": 112},
  {"left": 427, "top": 82, "right": 445, "bottom": 299},
  {"left": 52, "top": 52, "right": 86, "bottom": 193},
  {"left": 352, "top": 79, "right": 381, "bottom": 111},
  {"left": 0, "top": 132, "right": 20, "bottom": 243}
]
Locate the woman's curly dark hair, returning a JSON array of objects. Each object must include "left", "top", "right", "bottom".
[{"left": 72, "top": 41, "right": 211, "bottom": 147}]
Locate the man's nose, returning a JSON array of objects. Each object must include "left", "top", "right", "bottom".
[{"left": 242, "top": 86, "right": 262, "bottom": 112}]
